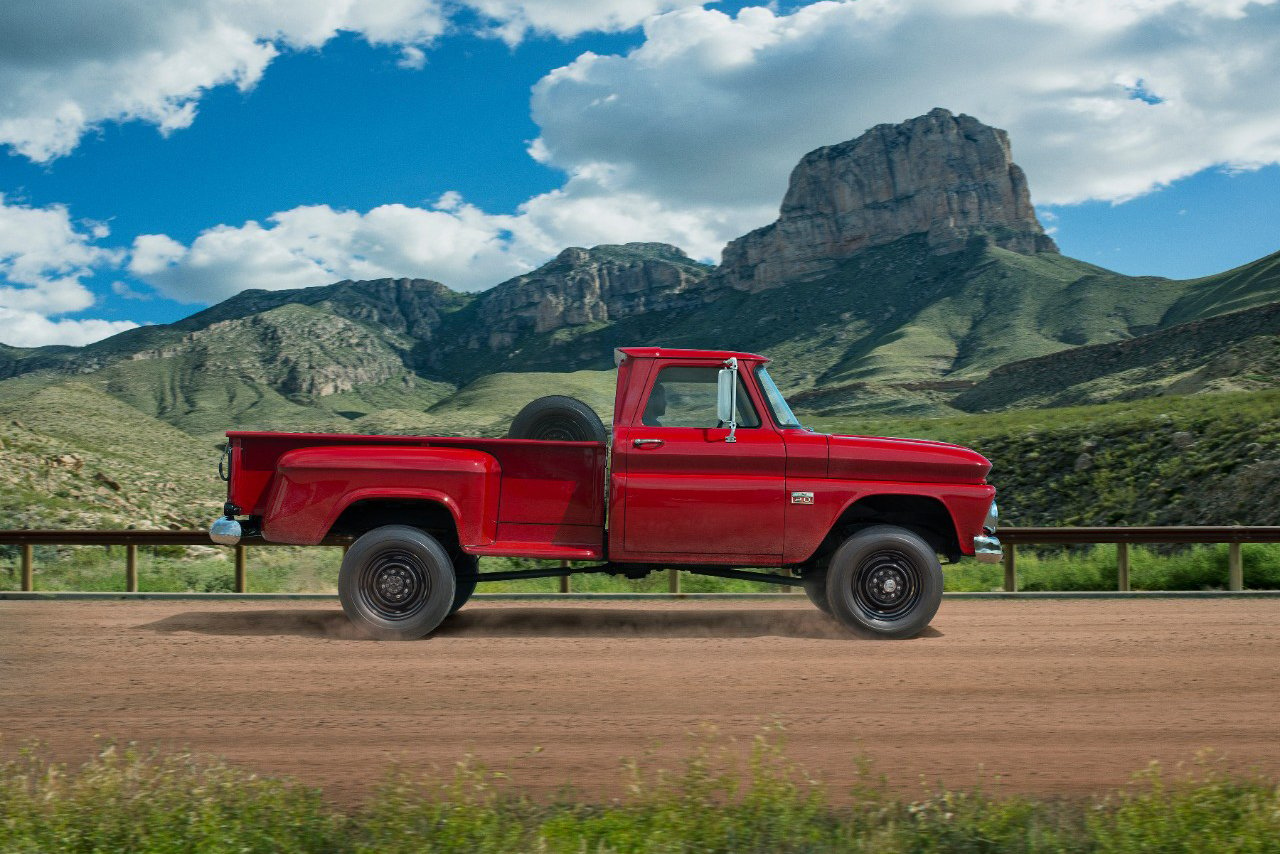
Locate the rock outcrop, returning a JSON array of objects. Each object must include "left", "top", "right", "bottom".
[
  {"left": 470, "top": 243, "right": 710, "bottom": 350},
  {"left": 715, "top": 108, "right": 1058, "bottom": 292}
]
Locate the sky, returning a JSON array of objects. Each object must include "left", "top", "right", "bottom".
[{"left": 1, "top": 0, "right": 1279, "bottom": 348}]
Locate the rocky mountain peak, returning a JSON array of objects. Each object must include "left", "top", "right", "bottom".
[
  {"left": 470, "top": 242, "right": 710, "bottom": 350},
  {"left": 716, "top": 108, "right": 1058, "bottom": 292}
]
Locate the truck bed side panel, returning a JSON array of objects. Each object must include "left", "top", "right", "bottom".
[{"left": 261, "top": 446, "right": 501, "bottom": 546}]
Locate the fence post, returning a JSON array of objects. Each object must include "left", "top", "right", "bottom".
[
  {"left": 668, "top": 568, "right": 680, "bottom": 594},
  {"left": 21, "top": 544, "right": 33, "bottom": 592},
  {"left": 559, "top": 560, "right": 570, "bottom": 594},
  {"left": 1002, "top": 544, "right": 1017, "bottom": 592},
  {"left": 126, "top": 544, "right": 138, "bottom": 593},
  {"left": 1116, "top": 542, "right": 1130, "bottom": 592},
  {"left": 1228, "top": 543, "right": 1243, "bottom": 591},
  {"left": 235, "top": 545, "right": 246, "bottom": 593}
]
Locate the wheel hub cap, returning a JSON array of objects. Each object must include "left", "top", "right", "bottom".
[
  {"left": 376, "top": 566, "right": 413, "bottom": 602},
  {"left": 852, "top": 550, "right": 922, "bottom": 619},
  {"left": 360, "top": 549, "right": 432, "bottom": 620}
]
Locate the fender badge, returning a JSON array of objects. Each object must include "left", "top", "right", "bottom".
[{"left": 791, "top": 492, "right": 814, "bottom": 505}]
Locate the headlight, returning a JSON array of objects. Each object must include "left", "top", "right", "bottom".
[{"left": 983, "top": 500, "right": 998, "bottom": 534}]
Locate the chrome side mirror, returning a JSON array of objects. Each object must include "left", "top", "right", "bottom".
[{"left": 717, "top": 357, "right": 738, "bottom": 443}]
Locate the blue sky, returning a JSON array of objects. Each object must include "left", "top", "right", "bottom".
[{"left": 1, "top": 0, "right": 1278, "bottom": 345}]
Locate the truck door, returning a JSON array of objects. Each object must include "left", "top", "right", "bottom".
[{"left": 617, "top": 362, "right": 786, "bottom": 560}]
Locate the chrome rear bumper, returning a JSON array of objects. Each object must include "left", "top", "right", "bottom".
[
  {"left": 974, "top": 534, "right": 1002, "bottom": 564},
  {"left": 209, "top": 517, "right": 243, "bottom": 546}
]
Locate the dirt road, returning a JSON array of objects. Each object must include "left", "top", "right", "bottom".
[{"left": 2, "top": 598, "right": 1277, "bottom": 802}]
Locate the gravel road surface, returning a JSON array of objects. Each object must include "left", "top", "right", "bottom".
[{"left": 2, "top": 598, "right": 1276, "bottom": 802}]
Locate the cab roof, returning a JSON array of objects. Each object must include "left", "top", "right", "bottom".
[{"left": 616, "top": 346, "right": 768, "bottom": 363}]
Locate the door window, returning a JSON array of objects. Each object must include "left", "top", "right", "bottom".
[{"left": 640, "top": 366, "right": 760, "bottom": 428}]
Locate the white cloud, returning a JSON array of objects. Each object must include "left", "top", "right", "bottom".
[
  {"left": 0, "top": 194, "right": 120, "bottom": 314},
  {"left": 529, "top": 0, "right": 1280, "bottom": 213},
  {"left": 0, "top": 195, "right": 135, "bottom": 347},
  {"left": 467, "top": 0, "right": 696, "bottom": 45},
  {"left": 128, "top": 176, "right": 751, "bottom": 301},
  {"left": 0, "top": 0, "right": 704, "bottom": 162},
  {"left": 0, "top": 309, "right": 139, "bottom": 349},
  {"left": 18, "top": 0, "right": 1280, "bottom": 317}
]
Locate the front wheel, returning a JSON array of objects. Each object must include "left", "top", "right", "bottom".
[
  {"left": 825, "top": 526, "right": 943, "bottom": 639},
  {"left": 339, "top": 525, "right": 458, "bottom": 640}
]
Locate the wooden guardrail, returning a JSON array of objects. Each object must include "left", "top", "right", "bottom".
[
  {"left": 3, "top": 527, "right": 1280, "bottom": 594},
  {"left": 0, "top": 530, "right": 351, "bottom": 594},
  {"left": 998, "top": 526, "right": 1280, "bottom": 592}
]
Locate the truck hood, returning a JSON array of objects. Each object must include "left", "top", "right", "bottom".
[{"left": 826, "top": 433, "right": 992, "bottom": 485}]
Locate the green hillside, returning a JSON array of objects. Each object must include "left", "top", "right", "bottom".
[
  {"left": 1, "top": 234, "right": 1277, "bottom": 437},
  {"left": 952, "top": 249, "right": 1280, "bottom": 412},
  {"left": 346, "top": 370, "right": 618, "bottom": 437},
  {"left": 0, "top": 378, "right": 221, "bottom": 529},
  {"left": 423, "top": 237, "right": 1189, "bottom": 418},
  {"left": 810, "top": 389, "right": 1280, "bottom": 527},
  {"left": 4, "top": 368, "right": 1278, "bottom": 532},
  {"left": 956, "top": 301, "right": 1280, "bottom": 411},
  {"left": 1161, "top": 248, "right": 1280, "bottom": 327}
]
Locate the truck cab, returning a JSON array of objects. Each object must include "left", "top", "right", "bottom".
[{"left": 211, "top": 347, "right": 1000, "bottom": 640}]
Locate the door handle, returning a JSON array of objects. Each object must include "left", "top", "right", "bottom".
[{"left": 633, "top": 438, "right": 664, "bottom": 448}]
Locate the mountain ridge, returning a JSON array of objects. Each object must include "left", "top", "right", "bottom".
[{"left": 0, "top": 110, "right": 1276, "bottom": 439}]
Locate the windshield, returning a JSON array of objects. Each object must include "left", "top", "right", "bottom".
[{"left": 755, "top": 366, "right": 804, "bottom": 429}]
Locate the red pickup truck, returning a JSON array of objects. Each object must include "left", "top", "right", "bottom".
[{"left": 210, "top": 347, "right": 1000, "bottom": 639}]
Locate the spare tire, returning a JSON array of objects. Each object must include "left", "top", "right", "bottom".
[{"left": 508, "top": 395, "right": 608, "bottom": 442}]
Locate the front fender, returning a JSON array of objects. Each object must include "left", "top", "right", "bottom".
[
  {"left": 260, "top": 445, "right": 501, "bottom": 545},
  {"left": 783, "top": 480, "right": 995, "bottom": 562}
]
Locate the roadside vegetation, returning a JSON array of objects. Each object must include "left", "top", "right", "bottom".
[
  {"left": 4, "top": 542, "right": 1280, "bottom": 594},
  {"left": 2, "top": 731, "right": 1277, "bottom": 853}
]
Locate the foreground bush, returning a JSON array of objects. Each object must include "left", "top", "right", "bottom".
[{"left": 3, "top": 734, "right": 1279, "bottom": 853}]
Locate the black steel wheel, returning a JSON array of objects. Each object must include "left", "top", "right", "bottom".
[
  {"left": 508, "top": 395, "right": 607, "bottom": 442},
  {"left": 825, "top": 525, "right": 943, "bottom": 639},
  {"left": 339, "top": 525, "right": 457, "bottom": 640}
]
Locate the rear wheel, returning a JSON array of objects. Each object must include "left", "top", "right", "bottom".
[
  {"left": 508, "top": 395, "right": 607, "bottom": 442},
  {"left": 339, "top": 525, "right": 457, "bottom": 640},
  {"left": 825, "top": 525, "right": 943, "bottom": 639}
]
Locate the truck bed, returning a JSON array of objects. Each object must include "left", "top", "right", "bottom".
[{"left": 227, "top": 431, "right": 608, "bottom": 558}]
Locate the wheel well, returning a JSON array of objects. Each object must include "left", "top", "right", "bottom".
[
  {"left": 812, "top": 494, "right": 961, "bottom": 567},
  {"left": 328, "top": 499, "right": 460, "bottom": 549}
]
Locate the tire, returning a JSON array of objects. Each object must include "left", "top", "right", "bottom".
[
  {"left": 802, "top": 569, "right": 833, "bottom": 616},
  {"left": 450, "top": 551, "right": 479, "bottom": 615},
  {"left": 825, "top": 525, "right": 943, "bottom": 639},
  {"left": 508, "top": 395, "right": 607, "bottom": 442},
  {"left": 339, "top": 525, "right": 457, "bottom": 640}
]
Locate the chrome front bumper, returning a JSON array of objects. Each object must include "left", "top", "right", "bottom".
[
  {"left": 974, "top": 534, "right": 1002, "bottom": 564},
  {"left": 209, "top": 517, "right": 243, "bottom": 546}
]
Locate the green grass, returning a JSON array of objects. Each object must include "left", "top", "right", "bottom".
[
  {"left": 5, "top": 543, "right": 1280, "bottom": 593},
  {"left": 945, "top": 543, "right": 1280, "bottom": 592},
  {"left": 3, "top": 733, "right": 1279, "bottom": 853}
]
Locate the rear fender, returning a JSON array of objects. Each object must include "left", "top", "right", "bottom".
[{"left": 260, "top": 445, "right": 500, "bottom": 545}]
